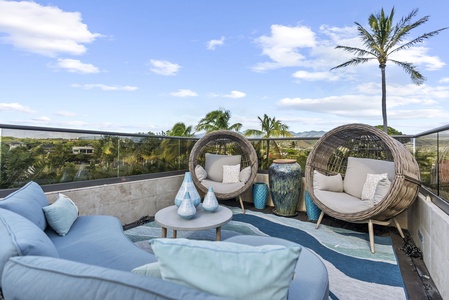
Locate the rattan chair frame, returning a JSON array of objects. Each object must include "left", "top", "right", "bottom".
[
  {"left": 189, "top": 130, "right": 258, "bottom": 212},
  {"left": 305, "top": 123, "right": 421, "bottom": 223}
]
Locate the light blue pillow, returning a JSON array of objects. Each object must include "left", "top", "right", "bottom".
[
  {"left": 151, "top": 238, "right": 301, "bottom": 300},
  {"left": 42, "top": 194, "right": 78, "bottom": 236},
  {"left": 132, "top": 262, "right": 162, "bottom": 278},
  {"left": 0, "top": 181, "right": 49, "bottom": 230}
]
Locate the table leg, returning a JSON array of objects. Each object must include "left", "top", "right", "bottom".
[
  {"left": 161, "top": 227, "right": 167, "bottom": 238},
  {"left": 216, "top": 227, "right": 221, "bottom": 241},
  {"left": 173, "top": 230, "right": 177, "bottom": 238}
]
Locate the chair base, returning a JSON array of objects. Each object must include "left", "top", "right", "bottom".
[{"left": 315, "top": 211, "right": 405, "bottom": 253}]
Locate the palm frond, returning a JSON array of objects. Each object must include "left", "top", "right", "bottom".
[
  {"left": 331, "top": 57, "right": 374, "bottom": 70},
  {"left": 390, "top": 59, "right": 426, "bottom": 85},
  {"left": 390, "top": 27, "right": 448, "bottom": 54}
]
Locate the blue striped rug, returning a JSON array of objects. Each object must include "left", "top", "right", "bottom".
[{"left": 125, "top": 207, "right": 407, "bottom": 300}]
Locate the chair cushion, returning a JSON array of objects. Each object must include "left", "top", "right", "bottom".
[
  {"left": 314, "top": 190, "right": 374, "bottom": 213},
  {"left": 343, "top": 157, "right": 394, "bottom": 199},
  {"left": 195, "top": 165, "right": 208, "bottom": 181},
  {"left": 313, "top": 171, "right": 343, "bottom": 192},
  {"left": 42, "top": 194, "right": 79, "bottom": 236},
  {"left": 132, "top": 262, "right": 163, "bottom": 278},
  {"left": 0, "top": 208, "right": 59, "bottom": 288},
  {"left": 0, "top": 181, "right": 49, "bottom": 230},
  {"left": 201, "top": 179, "right": 244, "bottom": 195},
  {"left": 205, "top": 154, "right": 241, "bottom": 182},
  {"left": 239, "top": 166, "right": 251, "bottom": 183},
  {"left": 361, "top": 173, "right": 388, "bottom": 201},
  {"left": 151, "top": 238, "right": 301, "bottom": 300}
]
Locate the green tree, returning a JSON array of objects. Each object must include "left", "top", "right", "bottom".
[
  {"left": 196, "top": 108, "right": 242, "bottom": 133},
  {"left": 166, "top": 122, "right": 195, "bottom": 137},
  {"left": 331, "top": 7, "right": 447, "bottom": 132},
  {"left": 374, "top": 125, "right": 403, "bottom": 135}
]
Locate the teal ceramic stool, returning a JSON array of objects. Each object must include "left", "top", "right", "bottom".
[{"left": 253, "top": 182, "right": 268, "bottom": 209}]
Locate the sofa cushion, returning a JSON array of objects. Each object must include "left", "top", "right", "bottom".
[
  {"left": 373, "top": 177, "right": 392, "bottom": 204},
  {"left": 222, "top": 164, "right": 240, "bottom": 183},
  {"left": 343, "top": 157, "right": 394, "bottom": 199},
  {"left": 0, "top": 181, "right": 49, "bottom": 230},
  {"left": 2, "top": 256, "right": 227, "bottom": 300},
  {"left": 42, "top": 193, "right": 79, "bottom": 236},
  {"left": 151, "top": 238, "right": 301, "bottom": 300},
  {"left": 0, "top": 208, "right": 59, "bottom": 288},
  {"left": 313, "top": 171, "right": 343, "bottom": 192},
  {"left": 132, "top": 262, "right": 163, "bottom": 278},
  {"left": 205, "top": 153, "right": 241, "bottom": 182}
]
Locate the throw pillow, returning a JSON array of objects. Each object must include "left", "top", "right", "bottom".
[
  {"left": 42, "top": 193, "right": 79, "bottom": 236},
  {"left": 373, "top": 177, "right": 392, "bottom": 204},
  {"left": 222, "top": 164, "right": 241, "bottom": 183},
  {"left": 132, "top": 262, "right": 162, "bottom": 278},
  {"left": 361, "top": 173, "right": 389, "bottom": 201},
  {"left": 313, "top": 171, "right": 343, "bottom": 192},
  {"left": 151, "top": 238, "right": 301, "bottom": 300},
  {"left": 239, "top": 166, "right": 251, "bottom": 183},
  {"left": 195, "top": 165, "right": 207, "bottom": 181}
]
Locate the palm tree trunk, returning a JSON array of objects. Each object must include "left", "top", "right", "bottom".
[{"left": 380, "top": 65, "right": 388, "bottom": 133}]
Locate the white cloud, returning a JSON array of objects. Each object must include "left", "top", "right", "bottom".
[
  {"left": 32, "top": 116, "right": 51, "bottom": 123},
  {"left": 207, "top": 36, "right": 225, "bottom": 50},
  {"left": 54, "top": 58, "right": 99, "bottom": 74},
  {"left": 0, "top": 1, "right": 101, "bottom": 57},
  {"left": 224, "top": 90, "right": 246, "bottom": 98},
  {"left": 0, "top": 102, "right": 34, "bottom": 113},
  {"left": 55, "top": 111, "right": 78, "bottom": 117},
  {"left": 439, "top": 77, "right": 449, "bottom": 83},
  {"left": 253, "top": 24, "right": 316, "bottom": 72},
  {"left": 170, "top": 89, "right": 198, "bottom": 97},
  {"left": 150, "top": 59, "right": 181, "bottom": 76},
  {"left": 71, "top": 84, "right": 138, "bottom": 91},
  {"left": 292, "top": 70, "right": 340, "bottom": 81}
]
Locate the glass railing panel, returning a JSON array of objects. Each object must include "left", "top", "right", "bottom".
[
  {"left": 415, "top": 133, "right": 438, "bottom": 194},
  {"left": 437, "top": 130, "right": 449, "bottom": 201}
]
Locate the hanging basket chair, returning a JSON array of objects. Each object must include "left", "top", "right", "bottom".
[{"left": 305, "top": 123, "right": 421, "bottom": 223}]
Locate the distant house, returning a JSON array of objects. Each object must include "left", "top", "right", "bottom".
[
  {"left": 72, "top": 146, "right": 94, "bottom": 154},
  {"left": 9, "top": 142, "right": 25, "bottom": 150}
]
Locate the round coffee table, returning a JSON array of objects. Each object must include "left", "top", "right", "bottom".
[{"left": 154, "top": 205, "right": 232, "bottom": 241}]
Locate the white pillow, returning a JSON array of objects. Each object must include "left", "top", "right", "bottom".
[
  {"left": 132, "top": 262, "right": 162, "bottom": 278},
  {"left": 373, "top": 177, "right": 392, "bottom": 204},
  {"left": 151, "top": 238, "right": 301, "bottom": 300},
  {"left": 223, "top": 164, "right": 240, "bottom": 183},
  {"left": 361, "top": 173, "right": 389, "bottom": 201},
  {"left": 313, "top": 170, "right": 343, "bottom": 192},
  {"left": 42, "top": 193, "right": 78, "bottom": 236},
  {"left": 239, "top": 166, "right": 251, "bottom": 183},
  {"left": 195, "top": 165, "right": 207, "bottom": 181}
]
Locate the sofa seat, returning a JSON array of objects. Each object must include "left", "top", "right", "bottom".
[
  {"left": 314, "top": 190, "right": 374, "bottom": 214},
  {"left": 46, "top": 215, "right": 156, "bottom": 271}
]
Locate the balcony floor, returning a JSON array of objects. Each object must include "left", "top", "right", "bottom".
[{"left": 220, "top": 200, "right": 442, "bottom": 300}]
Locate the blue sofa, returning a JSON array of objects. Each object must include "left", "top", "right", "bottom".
[{"left": 0, "top": 181, "right": 329, "bottom": 300}]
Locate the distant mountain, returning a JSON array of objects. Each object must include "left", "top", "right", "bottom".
[{"left": 290, "top": 130, "right": 326, "bottom": 137}]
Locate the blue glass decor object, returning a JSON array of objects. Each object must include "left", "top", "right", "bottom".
[
  {"left": 177, "top": 193, "right": 196, "bottom": 220},
  {"left": 268, "top": 159, "right": 301, "bottom": 217},
  {"left": 202, "top": 187, "right": 219, "bottom": 212},
  {"left": 175, "top": 172, "right": 201, "bottom": 207},
  {"left": 252, "top": 182, "right": 268, "bottom": 209},
  {"left": 305, "top": 190, "right": 321, "bottom": 221}
]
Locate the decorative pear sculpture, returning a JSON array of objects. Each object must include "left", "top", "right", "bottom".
[
  {"left": 177, "top": 193, "right": 196, "bottom": 220},
  {"left": 202, "top": 187, "right": 219, "bottom": 212},
  {"left": 174, "top": 172, "right": 201, "bottom": 207}
]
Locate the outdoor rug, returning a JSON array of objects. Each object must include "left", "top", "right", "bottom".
[{"left": 125, "top": 207, "right": 407, "bottom": 300}]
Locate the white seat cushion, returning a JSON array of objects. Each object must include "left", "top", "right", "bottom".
[{"left": 314, "top": 190, "right": 374, "bottom": 214}]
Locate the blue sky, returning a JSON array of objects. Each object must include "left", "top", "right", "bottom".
[{"left": 0, "top": 1, "right": 448, "bottom": 135}]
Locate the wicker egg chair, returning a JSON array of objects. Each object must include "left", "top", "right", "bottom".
[
  {"left": 305, "top": 123, "right": 421, "bottom": 253},
  {"left": 189, "top": 130, "right": 258, "bottom": 213}
]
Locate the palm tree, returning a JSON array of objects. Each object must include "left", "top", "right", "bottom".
[
  {"left": 166, "top": 122, "right": 195, "bottom": 137},
  {"left": 244, "top": 114, "right": 292, "bottom": 165},
  {"left": 331, "top": 7, "right": 447, "bottom": 132},
  {"left": 196, "top": 108, "right": 242, "bottom": 133}
]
